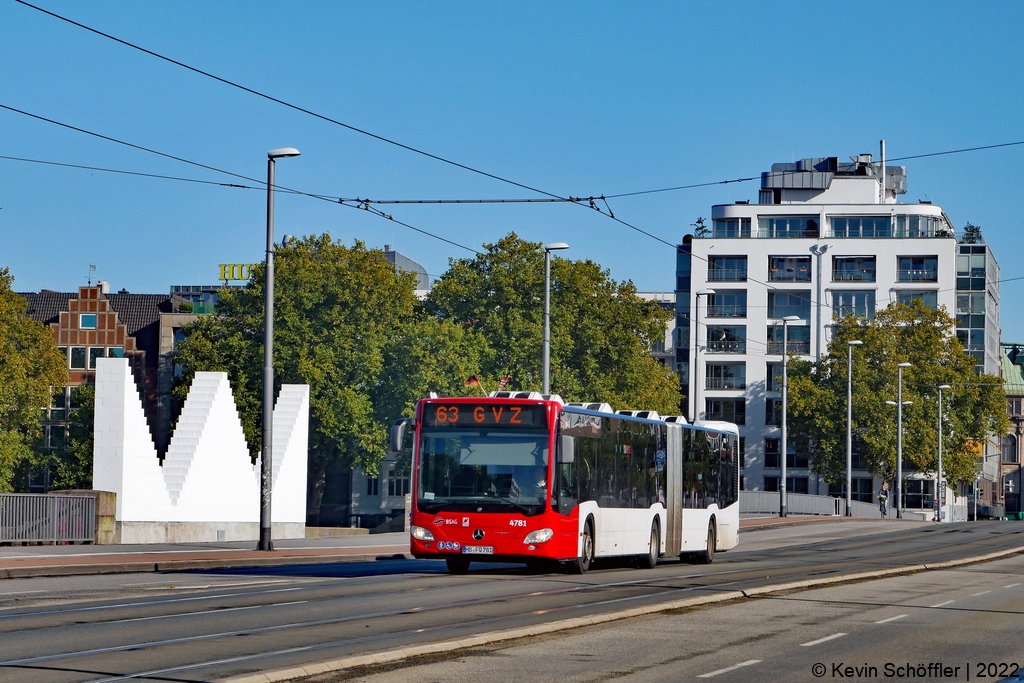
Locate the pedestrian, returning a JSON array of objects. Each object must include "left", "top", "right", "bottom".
[{"left": 878, "top": 482, "right": 890, "bottom": 518}]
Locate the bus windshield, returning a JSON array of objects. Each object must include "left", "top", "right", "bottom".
[{"left": 417, "top": 429, "right": 550, "bottom": 516}]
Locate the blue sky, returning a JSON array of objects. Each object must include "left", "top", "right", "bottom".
[{"left": 3, "top": 1, "right": 1023, "bottom": 340}]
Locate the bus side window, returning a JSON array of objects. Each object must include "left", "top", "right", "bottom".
[{"left": 558, "top": 436, "right": 578, "bottom": 516}]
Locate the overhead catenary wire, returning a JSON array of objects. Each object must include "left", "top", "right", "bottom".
[{"left": 0, "top": 104, "right": 480, "bottom": 254}]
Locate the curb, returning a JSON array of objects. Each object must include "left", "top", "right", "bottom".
[
  {"left": 218, "top": 543, "right": 1024, "bottom": 683},
  {"left": 0, "top": 552, "right": 415, "bottom": 579}
]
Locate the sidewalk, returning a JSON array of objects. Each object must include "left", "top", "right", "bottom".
[{"left": 0, "top": 516, "right": 887, "bottom": 579}]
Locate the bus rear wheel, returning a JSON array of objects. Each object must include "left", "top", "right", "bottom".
[
  {"left": 570, "top": 521, "right": 594, "bottom": 574},
  {"left": 639, "top": 522, "right": 659, "bottom": 569},
  {"left": 696, "top": 521, "right": 716, "bottom": 565},
  {"left": 446, "top": 556, "right": 471, "bottom": 574}
]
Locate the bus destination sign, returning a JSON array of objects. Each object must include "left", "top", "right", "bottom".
[{"left": 423, "top": 403, "right": 547, "bottom": 429}]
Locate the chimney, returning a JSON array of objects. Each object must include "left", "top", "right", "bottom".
[
  {"left": 97, "top": 280, "right": 110, "bottom": 294},
  {"left": 384, "top": 244, "right": 392, "bottom": 252}
]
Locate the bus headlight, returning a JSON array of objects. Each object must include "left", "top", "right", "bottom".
[
  {"left": 523, "top": 528, "right": 554, "bottom": 544},
  {"left": 411, "top": 525, "right": 435, "bottom": 542}
]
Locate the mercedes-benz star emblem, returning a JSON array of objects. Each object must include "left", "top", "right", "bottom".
[{"left": 472, "top": 528, "right": 485, "bottom": 541}]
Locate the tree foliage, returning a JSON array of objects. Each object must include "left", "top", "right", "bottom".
[
  {"left": 0, "top": 268, "right": 67, "bottom": 491},
  {"left": 787, "top": 301, "right": 1007, "bottom": 487},
  {"left": 427, "top": 233, "right": 680, "bottom": 414},
  {"left": 173, "top": 236, "right": 487, "bottom": 516}
]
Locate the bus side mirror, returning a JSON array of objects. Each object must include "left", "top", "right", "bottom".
[
  {"left": 390, "top": 418, "right": 414, "bottom": 453},
  {"left": 558, "top": 435, "right": 574, "bottom": 464}
]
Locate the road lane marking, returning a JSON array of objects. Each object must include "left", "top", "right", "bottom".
[
  {"left": 113, "top": 600, "right": 308, "bottom": 624},
  {"left": 971, "top": 591, "right": 992, "bottom": 596},
  {"left": 1005, "top": 583, "right": 1021, "bottom": 588},
  {"left": 697, "top": 660, "right": 761, "bottom": 678},
  {"left": 874, "top": 614, "right": 908, "bottom": 624},
  {"left": 930, "top": 600, "right": 955, "bottom": 607},
  {"left": 800, "top": 633, "right": 846, "bottom": 646}
]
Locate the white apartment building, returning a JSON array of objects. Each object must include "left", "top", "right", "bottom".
[{"left": 676, "top": 149, "right": 1001, "bottom": 510}]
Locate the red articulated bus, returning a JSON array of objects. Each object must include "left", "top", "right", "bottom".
[{"left": 392, "top": 392, "right": 739, "bottom": 574}]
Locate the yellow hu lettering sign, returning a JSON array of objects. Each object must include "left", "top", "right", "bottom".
[{"left": 219, "top": 264, "right": 258, "bottom": 281}]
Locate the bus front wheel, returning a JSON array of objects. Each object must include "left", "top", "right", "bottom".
[
  {"left": 696, "top": 521, "right": 716, "bottom": 565},
  {"left": 570, "top": 521, "right": 594, "bottom": 574},
  {"left": 446, "top": 556, "right": 471, "bottom": 574}
]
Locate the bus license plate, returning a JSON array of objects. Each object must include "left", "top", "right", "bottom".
[{"left": 462, "top": 545, "right": 494, "bottom": 555}]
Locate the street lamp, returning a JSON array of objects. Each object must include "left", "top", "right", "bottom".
[
  {"left": 780, "top": 314, "right": 800, "bottom": 518},
  {"left": 542, "top": 242, "right": 569, "bottom": 395},
  {"left": 692, "top": 289, "right": 716, "bottom": 421},
  {"left": 884, "top": 360, "right": 913, "bottom": 520},
  {"left": 936, "top": 384, "right": 951, "bottom": 522},
  {"left": 260, "top": 147, "right": 300, "bottom": 552},
  {"left": 846, "top": 340, "right": 864, "bottom": 516}
]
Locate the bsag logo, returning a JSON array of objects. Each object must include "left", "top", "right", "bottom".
[{"left": 433, "top": 517, "right": 445, "bottom": 526}]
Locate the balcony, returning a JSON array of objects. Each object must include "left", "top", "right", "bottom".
[
  {"left": 707, "top": 269, "right": 747, "bottom": 282},
  {"left": 706, "top": 304, "right": 747, "bottom": 318},
  {"left": 768, "top": 268, "right": 811, "bottom": 282},
  {"left": 898, "top": 269, "right": 938, "bottom": 282},
  {"left": 706, "top": 376, "right": 746, "bottom": 389},
  {"left": 767, "top": 341, "right": 811, "bottom": 355},
  {"left": 832, "top": 269, "right": 876, "bottom": 282},
  {"left": 706, "top": 340, "right": 746, "bottom": 354}
]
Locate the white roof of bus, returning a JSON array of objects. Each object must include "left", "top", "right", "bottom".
[{"left": 692, "top": 420, "right": 740, "bottom": 436}]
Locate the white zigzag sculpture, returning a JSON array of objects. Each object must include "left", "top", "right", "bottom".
[{"left": 92, "top": 358, "right": 308, "bottom": 542}]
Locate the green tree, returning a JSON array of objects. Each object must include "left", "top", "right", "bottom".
[
  {"left": 961, "top": 222, "right": 983, "bottom": 244},
  {"left": 0, "top": 268, "right": 68, "bottom": 491},
  {"left": 174, "top": 236, "right": 487, "bottom": 518},
  {"left": 691, "top": 217, "right": 711, "bottom": 238},
  {"left": 49, "top": 386, "right": 95, "bottom": 490},
  {"left": 427, "top": 233, "right": 680, "bottom": 414},
  {"left": 787, "top": 301, "right": 1007, "bottom": 487}
]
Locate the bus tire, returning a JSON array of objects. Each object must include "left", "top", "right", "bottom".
[
  {"left": 570, "top": 519, "right": 594, "bottom": 574},
  {"left": 640, "top": 521, "right": 659, "bottom": 569},
  {"left": 696, "top": 520, "right": 716, "bottom": 565},
  {"left": 446, "top": 556, "right": 471, "bottom": 574}
]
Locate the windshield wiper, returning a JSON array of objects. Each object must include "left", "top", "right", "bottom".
[{"left": 494, "top": 496, "right": 536, "bottom": 516}]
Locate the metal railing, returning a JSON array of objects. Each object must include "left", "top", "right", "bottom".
[
  {"left": 832, "top": 269, "right": 876, "bottom": 282},
  {"left": 740, "top": 491, "right": 884, "bottom": 518},
  {"left": 706, "top": 305, "right": 747, "bottom": 318},
  {"left": 898, "top": 269, "right": 938, "bottom": 282},
  {"left": 707, "top": 269, "right": 747, "bottom": 282},
  {"left": 706, "top": 340, "right": 746, "bottom": 354},
  {"left": 767, "top": 341, "right": 811, "bottom": 355},
  {"left": 706, "top": 377, "right": 746, "bottom": 389},
  {"left": 0, "top": 493, "right": 95, "bottom": 543}
]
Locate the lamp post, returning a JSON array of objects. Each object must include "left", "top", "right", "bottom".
[
  {"left": 936, "top": 384, "right": 951, "bottom": 522},
  {"left": 692, "top": 289, "right": 716, "bottom": 421},
  {"left": 883, "top": 361, "right": 913, "bottom": 520},
  {"left": 846, "top": 340, "right": 864, "bottom": 516},
  {"left": 259, "top": 147, "right": 300, "bottom": 552},
  {"left": 780, "top": 314, "right": 800, "bottom": 517},
  {"left": 542, "top": 242, "right": 569, "bottom": 395}
]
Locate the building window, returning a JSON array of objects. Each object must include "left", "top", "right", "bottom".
[
  {"left": 739, "top": 438, "right": 746, "bottom": 469},
  {"left": 768, "top": 291, "right": 811, "bottom": 319},
  {"left": 366, "top": 476, "right": 379, "bottom": 496},
  {"left": 764, "top": 476, "right": 808, "bottom": 493},
  {"left": 765, "top": 399, "right": 781, "bottom": 426},
  {"left": 902, "top": 480, "right": 934, "bottom": 509},
  {"left": 896, "top": 214, "right": 945, "bottom": 238},
  {"left": 706, "top": 290, "right": 747, "bottom": 318},
  {"left": 764, "top": 476, "right": 779, "bottom": 492},
  {"left": 1008, "top": 398, "right": 1022, "bottom": 416},
  {"left": 70, "top": 347, "right": 87, "bottom": 370},
  {"left": 768, "top": 256, "right": 811, "bottom": 282},
  {"left": 705, "top": 326, "right": 746, "bottom": 354},
  {"left": 706, "top": 362, "right": 746, "bottom": 389},
  {"left": 765, "top": 438, "right": 780, "bottom": 468},
  {"left": 767, "top": 324, "right": 810, "bottom": 355},
  {"left": 80, "top": 314, "right": 97, "bottom": 330},
  {"left": 89, "top": 348, "right": 105, "bottom": 369},
  {"left": 705, "top": 398, "right": 745, "bottom": 424},
  {"left": 758, "top": 216, "right": 819, "bottom": 239},
  {"left": 832, "top": 256, "right": 876, "bottom": 282},
  {"left": 108, "top": 347, "right": 125, "bottom": 358},
  {"left": 830, "top": 216, "right": 892, "bottom": 238},
  {"left": 764, "top": 363, "right": 782, "bottom": 392},
  {"left": 712, "top": 218, "right": 751, "bottom": 238},
  {"left": 898, "top": 256, "right": 938, "bottom": 282},
  {"left": 1003, "top": 435, "right": 1019, "bottom": 464},
  {"left": 897, "top": 290, "right": 937, "bottom": 311},
  {"left": 708, "top": 256, "right": 747, "bottom": 282},
  {"left": 833, "top": 290, "right": 875, "bottom": 320},
  {"left": 388, "top": 475, "right": 410, "bottom": 497}
]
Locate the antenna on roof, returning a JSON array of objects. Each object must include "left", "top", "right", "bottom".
[{"left": 87, "top": 264, "right": 96, "bottom": 286}]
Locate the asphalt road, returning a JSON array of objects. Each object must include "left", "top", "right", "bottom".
[
  {"left": 351, "top": 553, "right": 1024, "bottom": 683},
  {"left": 0, "top": 520, "right": 1021, "bottom": 683}
]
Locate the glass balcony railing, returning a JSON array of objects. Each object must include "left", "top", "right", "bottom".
[
  {"left": 898, "top": 269, "right": 938, "bottom": 282},
  {"left": 707, "top": 269, "right": 747, "bottom": 282},
  {"left": 767, "top": 341, "right": 811, "bottom": 355},
  {"left": 706, "top": 305, "right": 747, "bottom": 318},
  {"left": 706, "top": 377, "right": 746, "bottom": 389},
  {"left": 832, "top": 269, "right": 876, "bottom": 282},
  {"left": 706, "top": 340, "right": 746, "bottom": 354}
]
